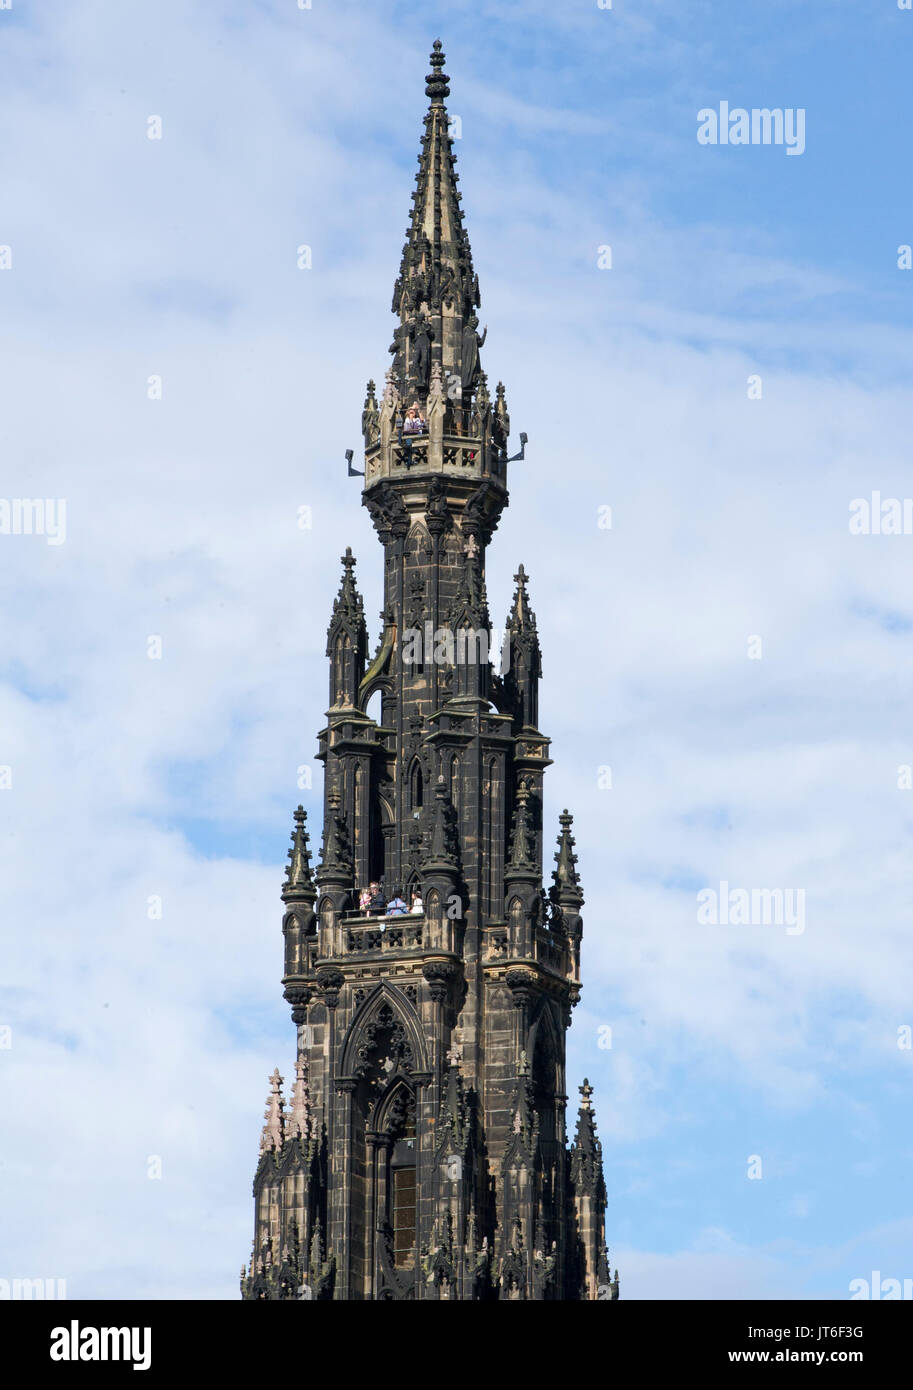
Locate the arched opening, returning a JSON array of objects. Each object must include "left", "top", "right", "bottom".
[
  {"left": 409, "top": 759, "right": 424, "bottom": 811},
  {"left": 383, "top": 1085, "right": 417, "bottom": 1269},
  {"left": 343, "top": 997, "right": 421, "bottom": 1298},
  {"left": 531, "top": 1008, "right": 562, "bottom": 1260}
]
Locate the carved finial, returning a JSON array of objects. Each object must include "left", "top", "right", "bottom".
[{"left": 426, "top": 40, "right": 449, "bottom": 103}]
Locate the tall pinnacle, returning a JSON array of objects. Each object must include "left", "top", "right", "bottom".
[
  {"left": 326, "top": 548, "right": 365, "bottom": 645},
  {"left": 389, "top": 41, "right": 487, "bottom": 416},
  {"left": 325, "top": 548, "right": 368, "bottom": 708},
  {"left": 423, "top": 776, "right": 460, "bottom": 871},
  {"left": 570, "top": 1080, "right": 606, "bottom": 1197},
  {"left": 260, "top": 1068, "right": 285, "bottom": 1153},
  {"left": 506, "top": 1051, "right": 538, "bottom": 1158},
  {"left": 552, "top": 809, "right": 584, "bottom": 908},
  {"left": 287, "top": 1058, "right": 312, "bottom": 1144},
  {"left": 282, "top": 805, "right": 316, "bottom": 902},
  {"left": 507, "top": 565, "right": 539, "bottom": 639},
  {"left": 317, "top": 788, "right": 353, "bottom": 881}
]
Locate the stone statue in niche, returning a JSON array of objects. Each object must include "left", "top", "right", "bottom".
[
  {"left": 460, "top": 314, "right": 487, "bottom": 392},
  {"left": 411, "top": 313, "right": 433, "bottom": 391}
]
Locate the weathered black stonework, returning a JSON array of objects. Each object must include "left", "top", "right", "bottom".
[{"left": 241, "top": 42, "right": 619, "bottom": 1302}]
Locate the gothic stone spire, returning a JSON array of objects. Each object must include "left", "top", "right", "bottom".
[
  {"left": 390, "top": 41, "right": 487, "bottom": 414},
  {"left": 246, "top": 40, "right": 616, "bottom": 1304}
]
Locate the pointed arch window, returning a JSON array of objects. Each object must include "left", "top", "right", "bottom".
[
  {"left": 410, "top": 760, "right": 424, "bottom": 811},
  {"left": 388, "top": 1092, "right": 417, "bottom": 1268}
]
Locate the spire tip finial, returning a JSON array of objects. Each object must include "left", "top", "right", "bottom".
[{"left": 426, "top": 39, "right": 449, "bottom": 102}]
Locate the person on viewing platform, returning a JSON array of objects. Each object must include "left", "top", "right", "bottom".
[
  {"left": 386, "top": 891, "right": 408, "bottom": 916},
  {"left": 402, "top": 403, "right": 426, "bottom": 434},
  {"left": 368, "top": 882, "right": 386, "bottom": 916},
  {"left": 358, "top": 886, "right": 372, "bottom": 913},
  {"left": 410, "top": 892, "right": 423, "bottom": 914}
]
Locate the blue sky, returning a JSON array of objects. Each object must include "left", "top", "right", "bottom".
[{"left": 1, "top": 0, "right": 912, "bottom": 1299}]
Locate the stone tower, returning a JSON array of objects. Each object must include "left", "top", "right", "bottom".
[{"left": 241, "top": 41, "right": 619, "bottom": 1302}]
